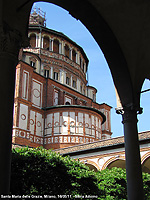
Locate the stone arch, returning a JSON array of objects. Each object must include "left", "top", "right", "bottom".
[
  {"left": 53, "top": 39, "right": 59, "bottom": 53},
  {"left": 43, "top": 35, "right": 50, "bottom": 50},
  {"left": 102, "top": 156, "right": 125, "bottom": 170},
  {"left": 82, "top": 160, "right": 100, "bottom": 172},
  {"left": 64, "top": 43, "right": 70, "bottom": 58},
  {"left": 72, "top": 48, "right": 77, "bottom": 63},
  {"left": 29, "top": 33, "right": 36, "bottom": 48},
  {"left": 141, "top": 152, "right": 150, "bottom": 174}
]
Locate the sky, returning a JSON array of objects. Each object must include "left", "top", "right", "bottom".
[{"left": 33, "top": 2, "right": 150, "bottom": 138}]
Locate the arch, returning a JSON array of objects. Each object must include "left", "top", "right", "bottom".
[
  {"left": 102, "top": 156, "right": 125, "bottom": 170},
  {"left": 29, "top": 33, "right": 36, "bottom": 48},
  {"left": 64, "top": 44, "right": 70, "bottom": 58},
  {"left": 53, "top": 39, "right": 59, "bottom": 53},
  {"left": 43, "top": 35, "right": 50, "bottom": 50},
  {"left": 141, "top": 152, "right": 150, "bottom": 174},
  {"left": 72, "top": 49, "right": 76, "bottom": 63},
  {"left": 65, "top": 102, "right": 70, "bottom": 105},
  {"left": 82, "top": 160, "right": 100, "bottom": 172}
]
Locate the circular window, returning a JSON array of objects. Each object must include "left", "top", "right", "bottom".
[
  {"left": 47, "top": 123, "right": 52, "bottom": 128},
  {"left": 63, "top": 121, "right": 67, "bottom": 127},
  {"left": 55, "top": 121, "right": 59, "bottom": 127},
  {"left": 70, "top": 121, "right": 75, "bottom": 127}
]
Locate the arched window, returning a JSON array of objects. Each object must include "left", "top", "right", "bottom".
[
  {"left": 29, "top": 33, "right": 36, "bottom": 48},
  {"left": 53, "top": 39, "right": 59, "bottom": 53},
  {"left": 43, "top": 36, "right": 49, "bottom": 50},
  {"left": 65, "top": 102, "right": 70, "bottom": 105},
  {"left": 64, "top": 44, "right": 70, "bottom": 58},
  {"left": 72, "top": 49, "right": 76, "bottom": 62}
]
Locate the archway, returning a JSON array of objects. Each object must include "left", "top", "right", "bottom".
[
  {"left": 142, "top": 153, "right": 150, "bottom": 174},
  {"left": 107, "top": 159, "right": 126, "bottom": 170},
  {"left": 0, "top": 1, "right": 146, "bottom": 198},
  {"left": 86, "top": 163, "right": 98, "bottom": 172},
  {"left": 102, "top": 156, "right": 126, "bottom": 170}
]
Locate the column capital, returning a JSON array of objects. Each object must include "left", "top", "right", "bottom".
[
  {"left": 116, "top": 104, "right": 143, "bottom": 124},
  {"left": 0, "top": 23, "right": 27, "bottom": 59}
]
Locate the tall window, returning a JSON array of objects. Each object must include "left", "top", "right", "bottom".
[
  {"left": 73, "top": 80, "right": 76, "bottom": 88},
  {"left": 30, "top": 61, "right": 35, "bottom": 68},
  {"left": 53, "top": 39, "right": 59, "bottom": 53},
  {"left": 80, "top": 86, "right": 82, "bottom": 93},
  {"left": 43, "top": 36, "right": 49, "bottom": 50},
  {"left": 64, "top": 44, "right": 70, "bottom": 58},
  {"left": 29, "top": 33, "right": 36, "bottom": 48},
  {"left": 44, "top": 70, "right": 49, "bottom": 78},
  {"left": 53, "top": 72, "right": 59, "bottom": 80},
  {"left": 72, "top": 49, "right": 76, "bottom": 62},
  {"left": 66, "top": 77, "right": 70, "bottom": 85}
]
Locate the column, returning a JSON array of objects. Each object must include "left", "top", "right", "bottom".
[
  {"left": 77, "top": 78, "right": 80, "bottom": 92},
  {"left": 71, "top": 75, "right": 73, "bottom": 87},
  {"left": 38, "top": 32, "right": 41, "bottom": 48},
  {"left": 59, "top": 69, "right": 63, "bottom": 84},
  {"left": 70, "top": 48, "right": 72, "bottom": 60},
  {"left": 0, "top": 27, "right": 22, "bottom": 195},
  {"left": 84, "top": 63, "right": 86, "bottom": 73},
  {"left": 36, "top": 34, "right": 38, "bottom": 48},
  {"left": 50, "top": 66, "right": 53, "bottom": 79},
  {"left": 41, "top": 36, "right": 44, "bottom": 48},
  {"left": 59, "top": 42, "right": 62, "bottom": 54},
  {"left": 120, "top": 106, "right": 144, "bottom": 200},
  {"left": 77, "top": 51, "right": 80, "bottom": 64},
  {"left": 63, "top": 71, "right": 66, "bottom": 84},
  {"left": 51, "top": 39, "right": 54, "bottom": 51},
  {"left": 62, "top": 41, "right": 64, "bottom": 55},
  {"left": 49, "top": 39, "right": 52, "bottom": 51}
]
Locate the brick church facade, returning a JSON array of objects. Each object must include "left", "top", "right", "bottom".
[{"left": 13, "top": 7, "right": 112, "bottom": 150}]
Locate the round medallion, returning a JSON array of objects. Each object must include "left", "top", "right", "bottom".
[
  {"left": 21, "top": 114, "right": 26, "bottom": 120},
  {"left": 33, "top": 89, "right": 40, "bottom": 98},
  {"left": 47, "top": 123, "right": 52, "bottom": 128},
  {"left": 30, "top": 119, "right": 34, "bottom": 125},
  {"left": 37, "top": 121, "right": 41, "bottom": 127},
  {"left": 79, "top": 122, "right": 83, "bottom": 127},
  {"left": 63, "top": 121, "right": 67, "bottom": 127},
  {"left": 20, "top": 131, "right": 25, "bottom": 137},
  {"left": 55, "top": 121, "right": 59, "bottom": 127},
  {"left": 70, "top": 121, "right": 75, "bottom": 127}
]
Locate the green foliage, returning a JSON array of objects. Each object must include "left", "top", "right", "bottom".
[
  {"left": 10, "top": 147, "right": 150, "bottom": 200},
  {"left": 96, "top": 167, "right": 127, "bottom": 200},
  {"left": 10, "top": 147, "right": 101, "bottom": 199}
]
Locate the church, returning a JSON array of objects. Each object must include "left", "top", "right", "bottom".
[
  {"left": 13, "top": 7, "right": 112, "bottom": 150},
  {"left": 12, "top": 7, "right": 150, "bottom": 174}
]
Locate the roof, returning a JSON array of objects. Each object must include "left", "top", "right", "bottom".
[{"left": 54, "top": 131, "right": 150, "bottom": 156}]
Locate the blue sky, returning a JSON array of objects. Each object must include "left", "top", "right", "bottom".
[{"left": 33, "top": 2, "right": 150, "bottom": 138}]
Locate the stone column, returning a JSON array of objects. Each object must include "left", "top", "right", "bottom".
[
  {"left": 59, "top": 42, "right": 62, "bottom": 54},
  {"left": 119, "top": 106, "right": 144, "bottom": 200},
  {"left": 70, "top": 48, "right": 72, "bottom": 60},
  {"left": 51, "top": 39, "right": 54, "bottom": 51},
  {"left": 0, "top": 26, "right": 22, "bottom": 195},
  {"left": 41, "top": 36, "right": 44, "bottom": 48},
  {"left": 50, "top": 66, "right": 53, "bottom": 79}
]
